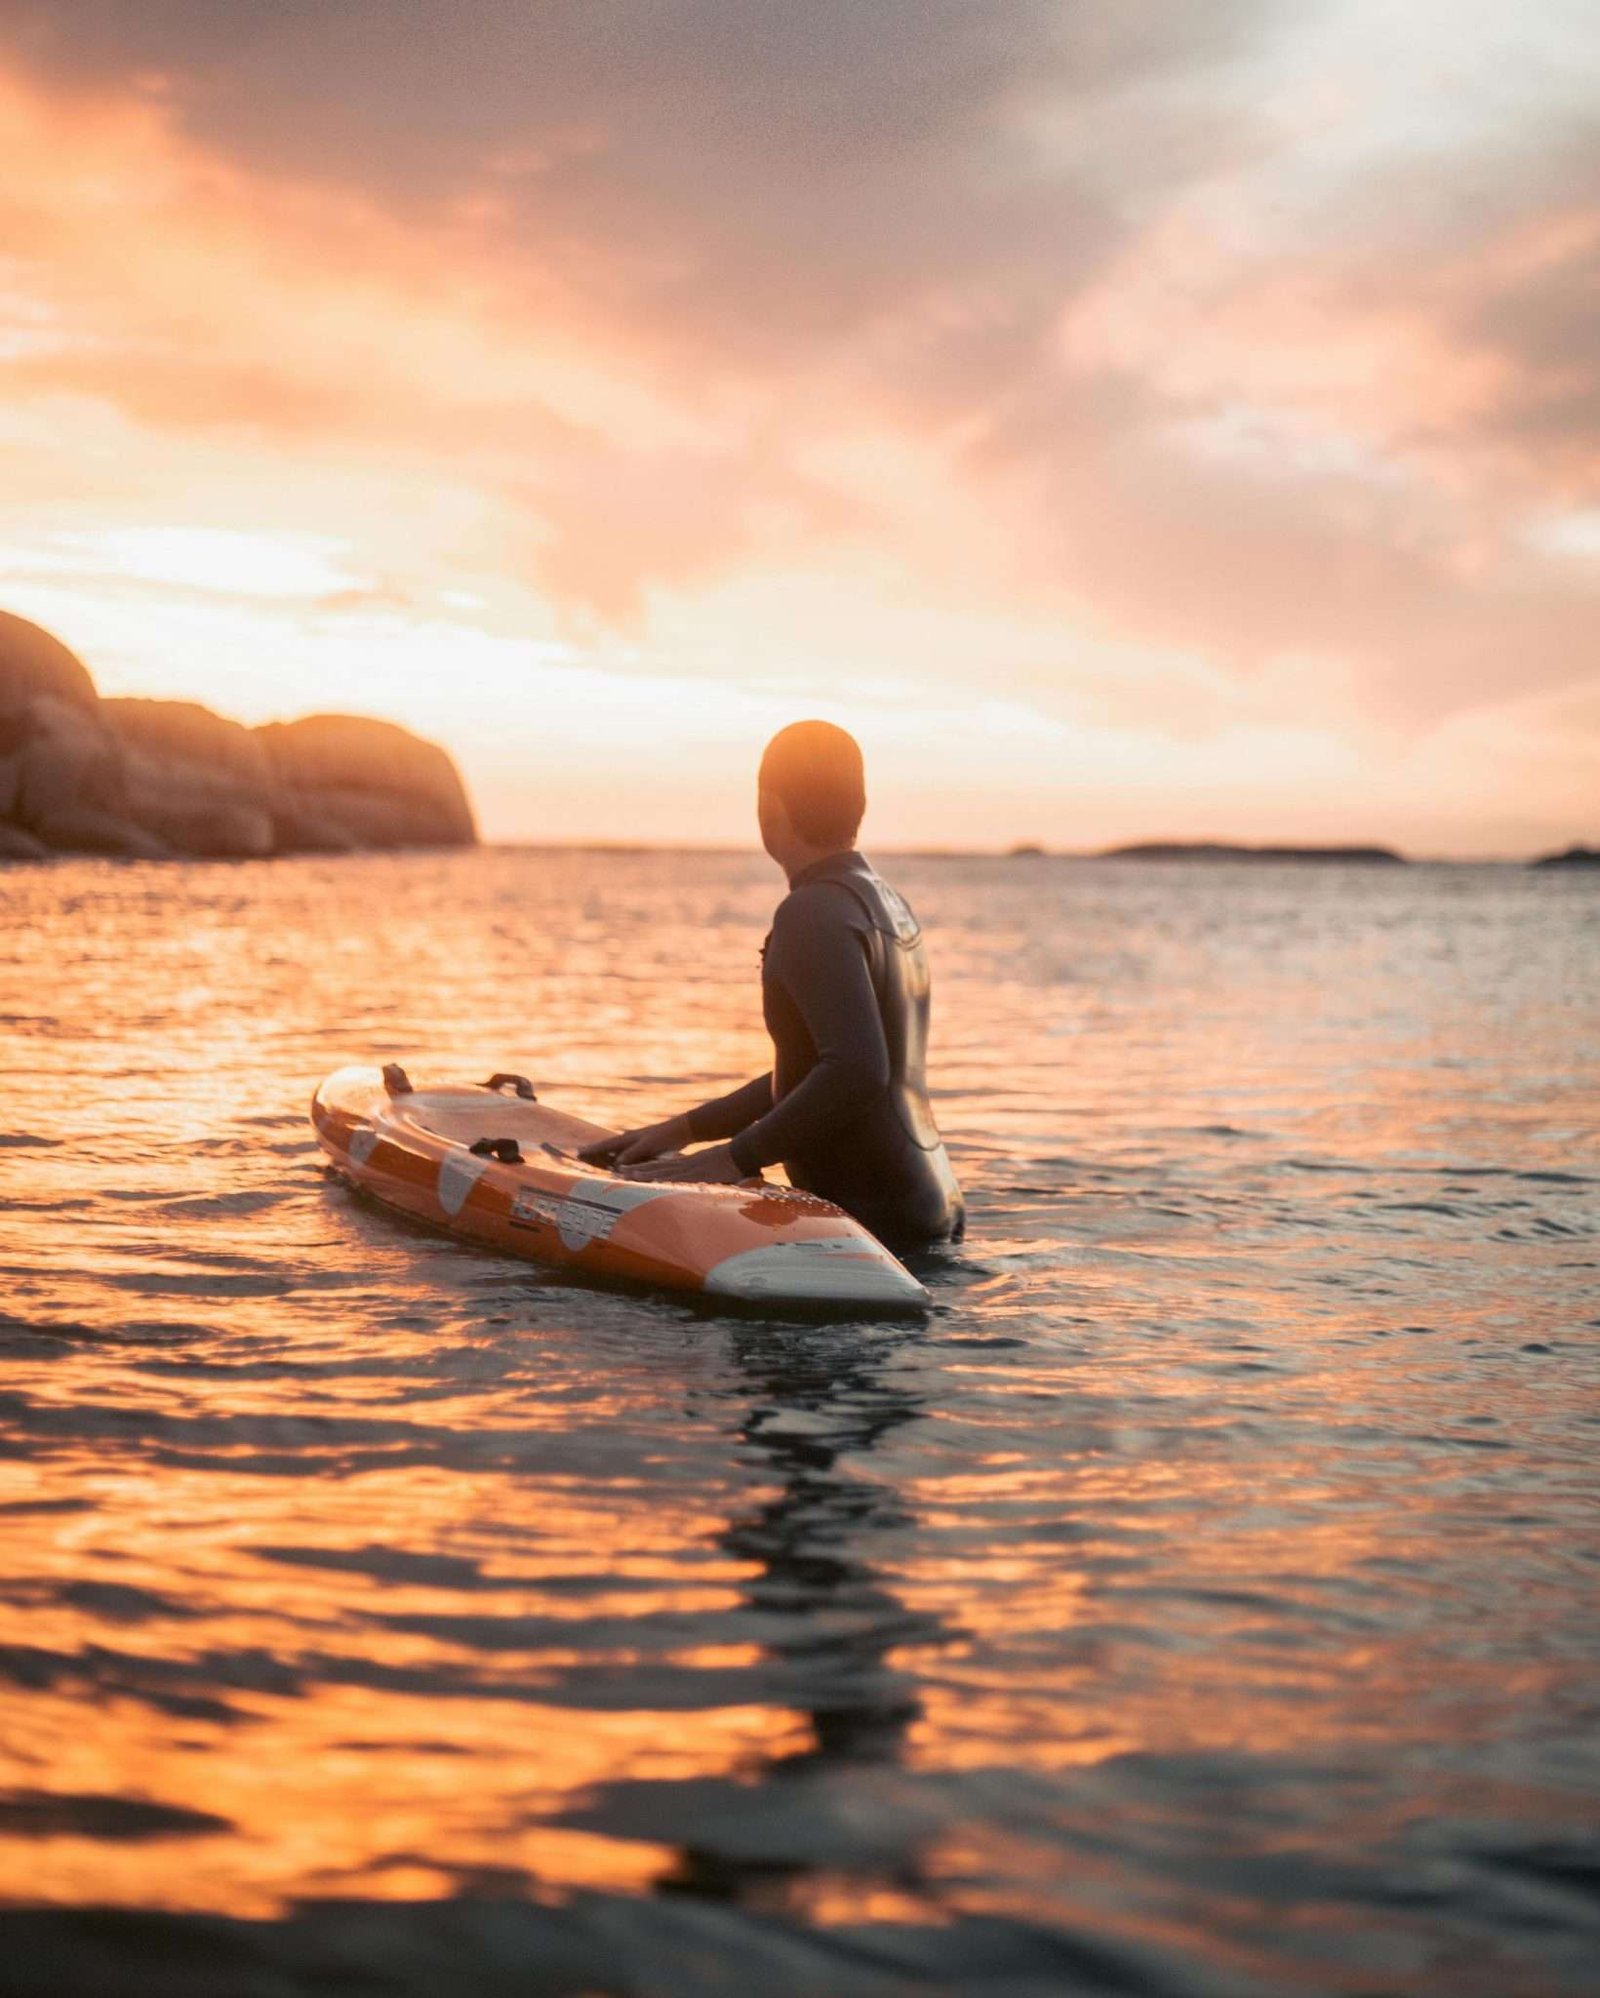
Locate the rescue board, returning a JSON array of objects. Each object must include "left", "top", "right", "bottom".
[{"left": 311, "top": 1065, "right": 930, "bottom": 1313}]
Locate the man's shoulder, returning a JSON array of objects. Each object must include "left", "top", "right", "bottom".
[
  {"left": 775, "top": 875, "right": 866, "bottom": 925},
  {"left": 777, "top": 859, "right": 922, "bottom": 938},
  {"left": 771, "top": 872, "right": 874, "bottom": 950}
]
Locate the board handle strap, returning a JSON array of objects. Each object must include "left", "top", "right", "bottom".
[{"left": 485, "top": 1072, "right": 537, "bottom": 1100}]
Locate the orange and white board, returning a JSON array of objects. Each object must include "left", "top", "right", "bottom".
[{"left": 310, "top": 1065, "right": 930, "bottom": 1312}]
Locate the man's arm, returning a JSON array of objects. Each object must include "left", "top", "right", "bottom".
[
  {"left": 686, "top": 1074, "right": 774, "bottom": 1141},
  {"left": 577, "top": 1074, "right": 772, "bottom": 1167}
]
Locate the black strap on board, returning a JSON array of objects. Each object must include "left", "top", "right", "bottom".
[{"left": 484, "top": 1073, "right": 537, "bottom": 1100}]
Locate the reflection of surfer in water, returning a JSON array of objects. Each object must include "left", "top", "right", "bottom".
[
  {"left": 729, "top": 1323, "right": 930, "bottom": 1760},
  {"left": 658, "top": 1321, "right": 939, "bottom": 1905},
  {"left": 580, "top": 721, "right": 964, "bottom": 1252}
]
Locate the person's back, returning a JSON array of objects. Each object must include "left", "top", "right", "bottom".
[
  {"left": 750, "top": 848, "right": 963, "bottom": 1248},
  {"left": 582, "top": 719, "right": 963, "bottom": 1252}
]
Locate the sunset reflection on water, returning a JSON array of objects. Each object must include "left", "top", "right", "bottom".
[{"left": 1, "top": 850, "right": 1595, "bottom": 1994}]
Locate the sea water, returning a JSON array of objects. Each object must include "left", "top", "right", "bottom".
[{"left": 0, "top": 849, "right": 1596, "bottom": 1995}]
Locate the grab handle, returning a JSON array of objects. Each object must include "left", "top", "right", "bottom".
[{"left": 484, "top": 1072, "right": 537, "bottom": 1100}]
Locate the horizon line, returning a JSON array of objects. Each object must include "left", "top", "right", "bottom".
[{"left": 476, "top": 839, "right": 1593, "bottom": 867}]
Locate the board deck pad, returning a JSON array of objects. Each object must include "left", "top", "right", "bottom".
[{"left": 311, "top": 1066, "right": 930, "bottom": 1312}]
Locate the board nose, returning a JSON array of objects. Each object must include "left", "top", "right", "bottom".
[{"left": 703, "top": 1240, "right": 929, "bottom": 1311}]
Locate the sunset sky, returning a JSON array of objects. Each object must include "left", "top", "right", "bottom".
[{"left": 3, "top": 2, "right": 1597, "bottom": 853}]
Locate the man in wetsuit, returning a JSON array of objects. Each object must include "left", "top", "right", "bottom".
[{"left": 579, "top": 720, "right": 964, "bottom": 1251}]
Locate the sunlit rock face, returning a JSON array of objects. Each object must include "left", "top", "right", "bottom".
[
  {"left": 0, "top": 611, "right": 478, "bottom": 861},
  {"left": 257, "top": 715, "right": 478, "bottom": 851},
  {"left": 107, "top": 699, "right": 277, "bottom": 860},
  {"left": 0, "top": 609, "right": 99, "bottom": 716},
  {"left": 0, "top": 613, "right": 164, "bottom": 858}
]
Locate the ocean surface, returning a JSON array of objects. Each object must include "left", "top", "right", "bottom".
[{"left": 1, "top": 847, "right": 1596, "bottom": 1997}]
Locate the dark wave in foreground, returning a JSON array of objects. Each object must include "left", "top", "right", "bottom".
[
  {"left": 5, "top": 1806, "right": 1598, "bottom": 1998},
  {"left": 0, "top": 1895, "right": 1259, "bottom": 1998}
]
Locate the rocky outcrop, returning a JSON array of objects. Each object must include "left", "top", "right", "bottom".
[
  {"left": 1103, "top": 841, "right": 1407, "bottom": 864},
  {"left": 0, "top": 610, "right": 477, "bottom": 862},
  {"left": 0, "top": 824, "right": 49, "bottom": 860},
  {"left": 108, "top": 699, "right": 279, "bottom": 860},
  {"left": 0, "top": 630, "right": 164, "bottom": 856},
  {"left": 258, "top": 715, "right": 477, "bottom": 849},
  {"left": 0, "top": 608, "right": 98, "bottom": 715},
  {"left": 1531, "top": 844, "right": 1600, "bottom": 868}
]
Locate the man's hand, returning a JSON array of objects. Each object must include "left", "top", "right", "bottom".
[
  {"left": 620, "top": 1141, "right": 749, "bottom": 1184},
  {"left": 578, "top": 1114, "right": 692, "bottom": 1169}
]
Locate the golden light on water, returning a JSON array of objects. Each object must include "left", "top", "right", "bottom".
[{"left": 0, "top": 842, "right": 1593, "bottom": 1995}]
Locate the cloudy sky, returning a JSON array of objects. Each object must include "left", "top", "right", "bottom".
[{"left": 2, "top": 1, "right": 1597, "bottom": 851}]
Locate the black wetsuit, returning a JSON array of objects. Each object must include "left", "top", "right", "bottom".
[{"left": 686, "top": 851, "right": 964, "bottom": 1250}]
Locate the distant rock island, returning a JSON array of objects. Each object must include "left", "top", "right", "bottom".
[
  {"left": 0, "top": 609, "right": 477, "bottom": 862},
  {"left": 1531, "top": 844, "right": 1600, "bottom": 868},
  {"left": 1102, "top": 841, "right": 1406, "bottom": 865}
]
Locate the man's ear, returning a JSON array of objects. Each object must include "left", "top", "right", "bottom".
[{"left": 758, "top": 784, "right": 792, "bottom": 848}]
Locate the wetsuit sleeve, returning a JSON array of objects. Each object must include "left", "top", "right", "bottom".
[
  {"left": 685, "top": 1074, "right": 773, "bottom": 1143},
  {"left": 727, "top": 889, "right": 890, "bottom": 1176}
]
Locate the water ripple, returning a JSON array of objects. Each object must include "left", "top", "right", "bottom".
[{"left": 0, "top": 851, "right": 1596, "bottom": 1994}]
